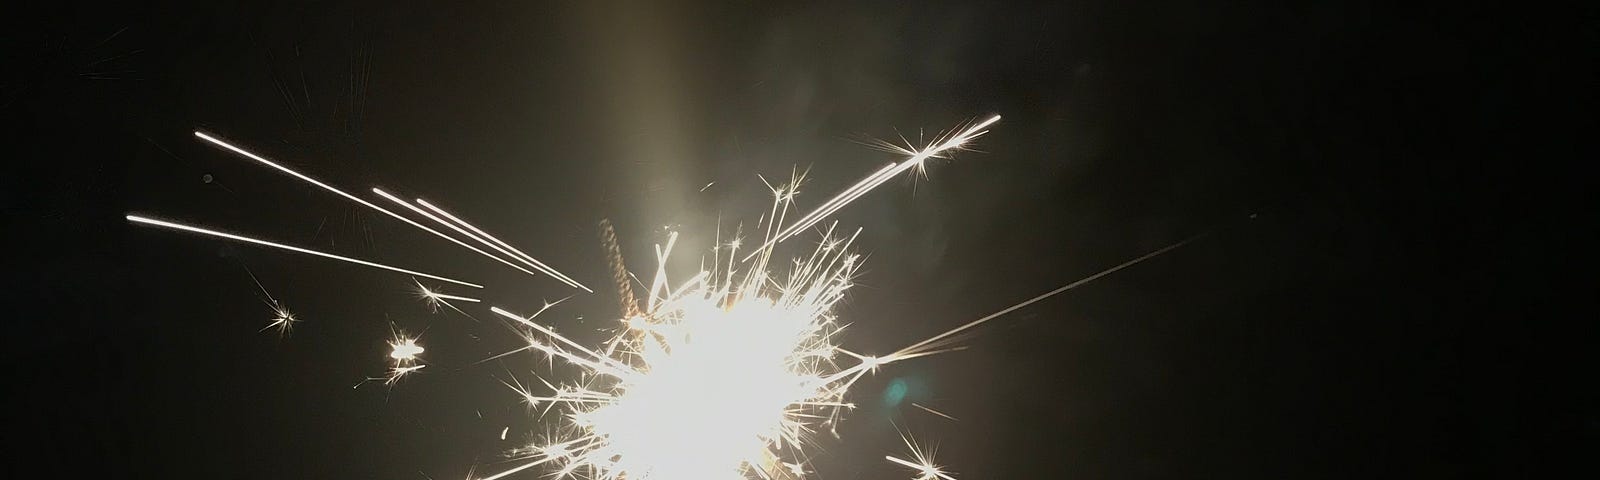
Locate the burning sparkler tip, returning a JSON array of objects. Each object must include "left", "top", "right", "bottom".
[{"left": 390, "top": 337, "right": 425, "bottom": 362}]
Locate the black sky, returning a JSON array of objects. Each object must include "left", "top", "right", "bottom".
[{"left": 3, "top": 1, "right": 1591, "bottom": 478}]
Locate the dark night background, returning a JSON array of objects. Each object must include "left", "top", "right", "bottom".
[{"left": 3, "top": 1, "right": 1590, "bottom": 478}]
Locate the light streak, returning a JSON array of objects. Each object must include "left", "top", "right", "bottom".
[
  {"left": 886, "top": 431, "right": 957, "bottom": 480},
  {"left": 745, "top": 115, "right": 1000, "bottom": 260},
  {"left": 192, "top": 132, "right": 558, "bottom": 284},
  {"left": 126, "top": 215, "right": 482, "bottom": 288},
  {"left": 911, "top": 403, "right": 958, "bottom": 422},
  {"left": 415, "top": 198, "right": 591, "bottom": 292},
  {"left": 426, "top": 290, "right": 481, "bottom": 304},
  {"left": 885, "top": 456, "right": 956, "bottom": 480},
  {"left": 887, "top": 232, "right": 1202, "bottom": 363},
  {"left": 370, "top": 187, "right": 569, "bottom": 284}
]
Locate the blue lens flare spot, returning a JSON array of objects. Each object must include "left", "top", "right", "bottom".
[{"left": 883, "top": 378, "right": 908, "bottom": 407}]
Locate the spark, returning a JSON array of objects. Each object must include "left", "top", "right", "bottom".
[
  {"left": 391, "top": 337, "right": 425, "bottom": 361},
  {"left": 371, "top": 187, "right": 577, "bottom": 286},
  {"left": 422, "top": 288, "right": 476, "bottom": 304},
  {"left": 745, "top": 115, "right": 1000, "bottom": 260},
  {"left": 371, "top": 332, "right": 427, "bottom": 386},
  {"left": 383, "top": 365, "right": 427, "bottom": 385},
  {"left": 885, "top": 455, "right": 956, "bottom": 480},
  {"left": 259, "top": 305, "right": 298, "bottom": 337},
  {"left": 412, "top": 276, "right": 480, "bottom": 312},
  {"left": 415, "top": 198, "right": 591, "bottom": 292},
  {"left": 420, "top": 286, "right": 482, "bottom": 304},
  {"left": 911, "top": 403, "right": 958, "bottom": 422},
  {"left": 192, "top": 132, "right": 558, "bottom": 285},
  {"left": 886, "top": 232, "right": 1202, "bottom": 363},
  {"left": 886, "top": 431, "right": 957, "bottom": 480},
  {"left": 244, "top": 265, "right": 298, "bottom": 337},
  {"left": 126, "top": 215, "right": 482, "bottom": 289}
]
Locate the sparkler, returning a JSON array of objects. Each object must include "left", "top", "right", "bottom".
[{"left": 133, "top": 114, "right": 1197, "bottom": 480}]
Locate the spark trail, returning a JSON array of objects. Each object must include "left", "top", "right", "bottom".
[
  {"left": 886, "top": 233, "right": 1203, "bottom": 363},
  {"left": 416, "top": 198, "right": 591, "bottom": 292},
  {"left": 126, "top": 214, "right": 482, "bottom": 288},
  {"left": 194, "top": 132, "right": 581, "bottom": 289},
  {"left": 745, "top": 115, "right": 1001, "bottom": 260},
  {"left": 371, "top": 187, "right": 570, "bottom": 283}
]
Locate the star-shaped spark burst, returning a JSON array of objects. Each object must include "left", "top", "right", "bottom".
[
  {"left": 886, "top": 431, "right": 957, "bottom": 480},
  {"left": 259, "top": 303, "right": 298, "bottom": 337}
]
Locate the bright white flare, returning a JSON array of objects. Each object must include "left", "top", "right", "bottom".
[
  {"left": 374, "top": 335, "right": 427, "bottom": 385},
  {"left": 390, "top": 337, "right": 425, "bottom": 361},
  {"left": 260, "top": 305, "right": 298, "bottom": 337},
  {"left": 486, "top": 186, "right": 867, "bottom": 480}
]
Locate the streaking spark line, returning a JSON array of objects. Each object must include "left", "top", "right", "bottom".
[
  {"left": 126, "top": 214, "right": 482, "bottom": 289},
  {"left": 746, "top": 115, "right": 1000, "bottom": 260},
  {"left": 416, "top": 197, "right": 591, "bottom": 292},
  {"left": 887, "top": 430, "right": 957, "bottom": 480},
  {"left": 194, "top": 131, "right": 581, "bottom": 290},
  {"left": 370, "top": 187, "right": 574, "bottom": 285}
]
